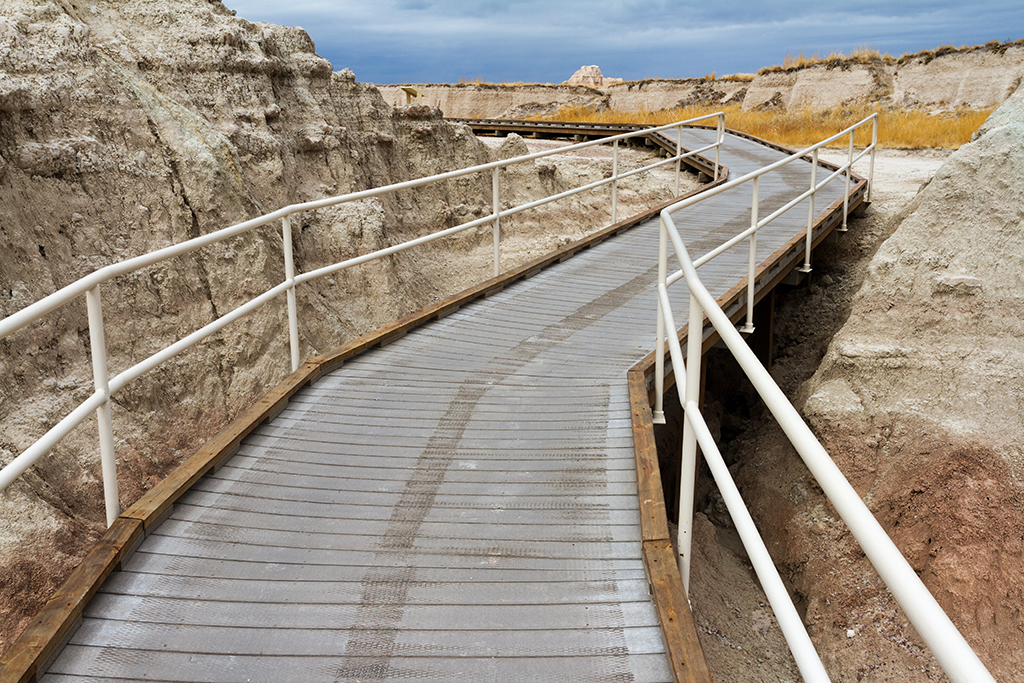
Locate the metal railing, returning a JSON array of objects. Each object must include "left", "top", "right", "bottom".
[
  {"left": 653, "top": 114, "right": 996, "bottom": 682},
  {"left": 0, "top": 114, "right": 724, "bottom": 527},
  {"left": 653, "top": 114, "right": 877, "bottom": 425}
]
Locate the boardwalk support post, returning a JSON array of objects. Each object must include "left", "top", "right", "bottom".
[
  {"left": 612, "top": 140, "right": 619, "bottom": 224},
  {"left": 740, "top": 177, "right": 758, "bottom": 334},
  {"left": 799, "top": 149, "right": 817, "bottom": 274},
  {"left": 653, "top": 216, "right": 668, "bottom": 425}
]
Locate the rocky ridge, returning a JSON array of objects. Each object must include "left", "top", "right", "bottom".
[{"left": 377, "top": 40, "right": 1024, "bottom": 118}]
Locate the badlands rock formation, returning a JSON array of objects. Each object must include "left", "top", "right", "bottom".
[
  {"left": 379, "top": 41, "right": 1024, "bottom": 119},
  {"left": 1, "top": 0, "right": 666, "bottom": 652},
  {"left": 562, "top": 64, "right": 622, "bottom": 87}
]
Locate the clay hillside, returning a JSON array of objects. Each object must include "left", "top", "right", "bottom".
[
  {"left": 1, "top": 1, "right": 1022, "bottom": 681},
  {"left": 377, "top": 43, "right": 1024, "bottom": 118}
]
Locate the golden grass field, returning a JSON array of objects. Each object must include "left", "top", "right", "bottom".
[{"left": 529, "top": 103, "right": 994, "bottom": 150}]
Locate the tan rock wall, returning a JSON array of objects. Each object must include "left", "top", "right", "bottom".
[
  {"left": 604, "top": 79, "right": 749, "bottom": 111},
  {"left": 380, "top": 44, "right": 1024, "bottom": 120},
  {"left": 894, "top": 45, "right": 1024, "bottom": 108},
  {"left": 376, "top": 83, "right": 607, "bottom": 119},
  {"left": 742, "top": 63, "right": 881, "bottom": 111}
]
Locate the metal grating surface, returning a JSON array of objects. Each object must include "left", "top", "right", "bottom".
[{"left": 43, "top": 130, "right": 848, "bottom": 682}]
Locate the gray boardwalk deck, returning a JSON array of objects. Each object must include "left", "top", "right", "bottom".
[{"left": 42, "top": 129, "right": 848, "bottom": 681}]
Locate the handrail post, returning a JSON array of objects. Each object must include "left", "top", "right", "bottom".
[
  {"left": 674, "top": 125, "right": 682, "bottom": 196},
  {"left": 612, "top": 139, "right": 619, "bottom": 224},
  {"left": 86, "top": 285, "right": 119, "bottom": 527},
  {"left": 868, "top": 115, "right": 878, "bottom": 203},
  {"left": 800, "top": 149, "right": 817, "bottom": 273},
  {"left": 282, "top": 215, "right": 300, "bottom": 372},
  {"left": 492, "top": 167, "right": 501, "bottom": 277},
  {"left": 740, "top": 177, "right": 758, "bottom": 334},
  {"left": 653, "top": 216, "right": 669, "bottom": 425},
  {"left": 841, "top": 132, "right": 854, "bottom": 231},
  {"left": 678, "top": 290, "right": 703, "bottom": 592},
  {"left": 715, "top": 114, "right": 723, "bottom": 180}
]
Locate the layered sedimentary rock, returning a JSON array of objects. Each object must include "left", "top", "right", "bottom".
[{"left": 375, "top": 81, "right": 612, "bottom": 119}]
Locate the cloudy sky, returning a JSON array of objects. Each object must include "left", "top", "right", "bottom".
[{"left": 222, "top": 1, "right": 1022, "bottom": 84}]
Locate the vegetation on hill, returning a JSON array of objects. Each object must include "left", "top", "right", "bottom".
[{"left": 756, "top": 38, "right": 1024, "bottom": 75}]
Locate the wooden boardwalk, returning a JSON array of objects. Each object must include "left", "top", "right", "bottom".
[{"left": 38, "top": 128, "right": 852, "bottom": 682}]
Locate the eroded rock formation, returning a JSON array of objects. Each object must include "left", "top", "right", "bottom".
[
  {"left": 0, "top": 0, "right": 603, "bottom": 652},
  {"left": 563, "top": 64, "right": 622, "bottom": 87}
]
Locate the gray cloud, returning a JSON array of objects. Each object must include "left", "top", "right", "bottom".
[{"left": 222, "top": 0, "right": 1023, "bottom": 83}]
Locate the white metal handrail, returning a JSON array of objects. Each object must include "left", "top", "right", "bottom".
[
  {"left": 0, "top": 113, "right": 724, "bottom": 527},
  {"left": 653, "top": 114, "right": 878, "bottom": 424},
  {"left": 654, "top": 117, "right": 996, "bottom": 682}
]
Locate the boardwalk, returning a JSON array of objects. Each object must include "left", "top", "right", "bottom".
[{"left": 39, "top": 129, "right": 850, "bottom": 681}]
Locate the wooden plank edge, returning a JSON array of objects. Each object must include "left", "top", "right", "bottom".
[
  {"left": 0, "top": 517, "right": 143, "bottom": 683},
  {"left": 0, "top": 164, "right": 731, "bottom": 682},
  {"left": 629, "top": 360, "right": 714, "bottom": 683},
  {"left": 644, "top": 539, "right": 714, "bottom": 683},
  {"left": 628, "top": 368, "right": 671, "bottom": 543}
]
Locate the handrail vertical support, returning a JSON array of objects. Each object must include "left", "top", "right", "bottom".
[
  {"left": 652, "top": 216, "right": 668, "bottom": 425},
  {"left": 840, "top": 133, "right": 853, "bottom": 232},
  {"left": 492, "top": 167, "right": 501, "bottom": 277},
  {"left": 674, "top": 125, "right": 682, "bottom": 197},
  {"left": 612, "top": 140, "right": 619, "bottom": 224},
  {"left": 799, "top": 149, "right": 817, "bottom": 274},
  {"left": 282, "top": 215, "right": 300, "bottom": 372},
  {"left": 715, "top": 115, "right": 723, "bottom": 180},
  {"left": 740, "top": 177, "right": 758, "bottom": 334},
  {"left": 86, "top": 285, "right": 119, "bottom": 527},
  {"left": 678, "top": 291, "right": 703, "bottom": 593},
  {"left": 868, "top": 116, "right": 878, "bottom": 203}
]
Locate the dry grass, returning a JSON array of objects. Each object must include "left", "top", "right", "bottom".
[
  {"left": 761, "top": 45, "right": 895, "bottom": 74},
  {"left": 455, "top": 76, "right": 543, "bottom": 87},
  {"left": 529, "top": 103, "right": 994, "bottom": 149},
  {"left": 763, "top": 39, "right": 1023, "bottom": 72}
]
